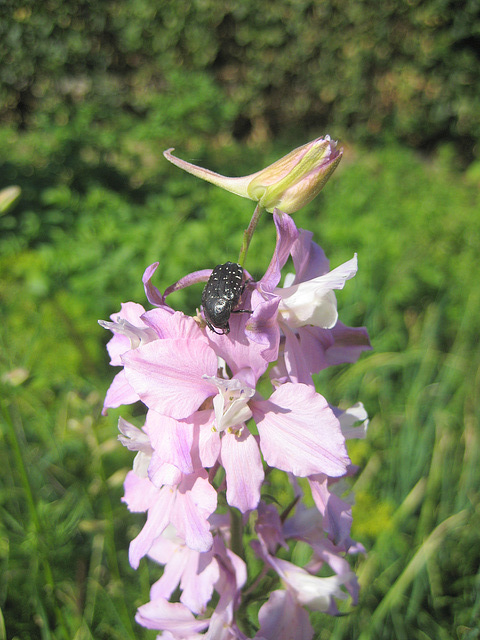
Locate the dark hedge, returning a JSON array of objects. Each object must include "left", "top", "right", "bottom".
[{"left": 2, "top": 0, "right": 480, "bottom": 155}]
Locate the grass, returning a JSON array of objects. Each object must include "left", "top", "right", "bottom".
[{"left": 1, "top": 123, "right": 479, "bottom": 639}]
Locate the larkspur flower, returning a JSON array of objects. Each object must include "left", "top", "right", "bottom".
[
  {"left": 135, "top": 528, "right": 247, "bottom": 638},
  {"left": 114, "top": 308, "right": 349, "bottom": 510},
  {"left": 254, "top": 589, "right": 314, "bottom": 640},
  {"left": 100, "top": 135, "right": 371, "bottom": 637},
  {"left": 122, "top": 463, "right": 218, "bottom": 567},
  {"left": 99, "top": 302, "right": 156, "bottom": 413},
  {"left": 146, "top": 525, "right": 220, "bottom": 615},
  {"left": 164, "top": 137, "right": 342, "bottom": 214},
  {"left": 246, "top": 501, "right": 359, "bottom": 640},
  {"left": 256, "top": 211, "right": 371, "bottom": 385},
  {"left": 140, "top": 211, "right": 370, "bottom": 387}
]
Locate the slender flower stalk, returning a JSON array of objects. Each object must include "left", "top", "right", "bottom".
[{"left": 238, "top": 203, "right": 264, "bottom": 266}]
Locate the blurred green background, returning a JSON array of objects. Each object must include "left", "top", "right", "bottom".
[{"left": 1, "top": 1, "right": 479, "bottom": 638}]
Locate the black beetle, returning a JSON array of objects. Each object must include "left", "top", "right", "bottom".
[{"left": 201, "top": 262, "right": 251, "bottom": 335}]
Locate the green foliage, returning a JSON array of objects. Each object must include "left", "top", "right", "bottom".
[
  {"left": 1, "top": 122, "right": 479, "bottom": 638},
  {"left": 3, "top": 4, "right": 479, "bottom": 634},
  {"left": 3, "top": 0, "right": 480, "bottom": 156}
]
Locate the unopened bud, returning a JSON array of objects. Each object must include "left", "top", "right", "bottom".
[{"left": 164, "top": 137, "right": 342, "bottom": 214}]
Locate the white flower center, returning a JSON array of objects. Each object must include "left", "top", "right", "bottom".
[{"left": 203, "top": 375, "right": 254, "bottom": 433}]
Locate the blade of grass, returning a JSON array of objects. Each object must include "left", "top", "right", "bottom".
[{"left": 357, "top": 509, "right": 468, "bottom": 640}]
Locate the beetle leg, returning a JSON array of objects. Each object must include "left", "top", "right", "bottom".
[{"left": 204, "top": 318, "right": 229, "bottom": 335}]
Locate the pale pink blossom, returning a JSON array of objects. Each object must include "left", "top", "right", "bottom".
[
  {"left": 257, "top": 211, "right": 371, "bottom": 385},
  {"left": 123, "top": 468, "right": 217, "bottom": 568},
  {"left": 99, "top": 302, "right": 156, "bottom": 413},
  {"left": 114, "top": 309, "right": 349, "bottom": 516},
  {"left": 136, "top": 531, "right": 247, "bottom": 639}
]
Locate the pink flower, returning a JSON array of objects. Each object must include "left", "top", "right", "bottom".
[
  {"left": 254, "top": 590, "right": 314, "bottom": 640},
  {"left": 250, "top": 499, "right": 360, "bottom": 635},
  {"left": 100, "top": 135, "right": 371, "bottom": 636},
  {"left": 148, "top": 526, "right": 220, "bottom": 615},
  {"left": 98, "top": 302, "right": 157, "bottom": 413},
  {"left": 135, "top": 530, "right": 247, "bottom": 638},
  {"left": 101, "top": 305, "right": 350, "bottom": 523},
  {"left": 249, "top": 543, "right": 351, "bottom": 639},
  {"left": 123, "top": 468, "right": 217, "bottom": 568},
  {"left": 256, "top": 211, "right": 371, "bottom": 385},
  {"left": 120, "top": 313, "right": 349, "bottom": 506},
  {"left": 137, "top": 211, "right": 370, "bottom": 389}
]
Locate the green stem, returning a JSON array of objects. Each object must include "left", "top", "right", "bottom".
[
  {"left": 229, "top": 506, "right": 245, "bottom": 561},
  {"left": 238, "top": 204, "right": 264, "bottom": 267}
]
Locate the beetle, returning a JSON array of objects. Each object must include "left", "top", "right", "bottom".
[{"left": 201, "top": 262, "right": 252, "bottom": 335}]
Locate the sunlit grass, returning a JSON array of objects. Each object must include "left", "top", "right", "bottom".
[{"left": 1, "top": 129, "right": 479, "bottom": 638}]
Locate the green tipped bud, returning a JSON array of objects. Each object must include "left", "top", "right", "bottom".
[{"left": 163, "top": 136, "right": 342, "bottom": 214}]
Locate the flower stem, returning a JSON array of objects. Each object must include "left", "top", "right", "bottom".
[
  {"left": 238, "top": 204, "right": 264, "bottom": 267},
  {"left": 229, "top": 506, "right": 245, "bottom": 561}
]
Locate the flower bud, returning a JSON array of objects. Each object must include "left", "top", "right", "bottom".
[
  {"left": 0, "top": 185, "right": 21, "bottom": 215},
  {"left": 163, "top": 137, "right": 342, "bottom": 214}
]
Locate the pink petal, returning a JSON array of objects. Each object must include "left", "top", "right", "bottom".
[
  {"left": 122, "top": 338, "right": 218, "bottom": 419},
  {"left": 282, "top": 323, "right": 312, "bottom": 385},
  {"left": 135, "top": 597, "right": 209, "bottom": 633},
  {"left": 148, "top": 456, "right": 183, "bottom": 487},
  {"left": 244, "top": 293, "right": 282, "bottom": 366},
  {"left": 324, "top": 321, "right": 372, "bottom": 366},
  {"left": 291, "top": 229, "right": 329, "bottom": 282},
  {"left": 221, "top": 429, "right": 264, "bottom": 512},
  {"left": 142, "top": 307, "right": 206, "bottom": 340},
  {"left": 308, "top": 474, "right": 354, "bottom": 548},
  {"left": 147, "top": 410, "right": 194, "bottom": 474},
  {"left": 150, "top": 546, "right": 189, "bottom": 601},
  {"left": 194, "top": 410, "right": 221, "bottom": 468},
  {"left": 256, "top": 590, "right": 313, "bottom": 640},
  {"left": 260, "top": 211, "right": 299, "bottom": 292},
  {"left": 252, "top": 383, "right": 349, "bottom": 477},
  {"left": 172, "top": 473, "right": 217, "bottom": 552},
  {"left": 103, "top": 369, "right": 139, "bottom": 413},
  {"left": 180, "top": 547, "right": 219, "bottom": 615},
  {"left": 142, "top": 262, "right": 167, "bottom": 306},
  {"left": 256, "top": 502, "right": 287, "bottom": 553},
  {"left": 129, "top": 487, "right": 176, "bottom": 568},
  {"left": 148, "top": 532, "right": 179, "bottom": 564},
  {"left": 163, "top": 269, "right": 213, "bottom": 299},
  {"left": 122, "top": 470, "right": 158, "bottom": 512}
]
